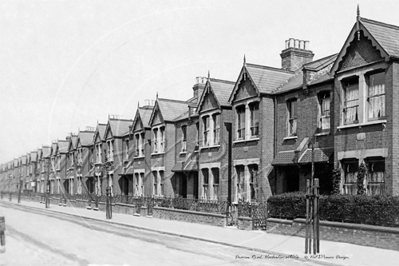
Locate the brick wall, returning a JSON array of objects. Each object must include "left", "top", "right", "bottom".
[
  {"left": 152, "top": 207, "right": 226, "bottom": 227},
  {"left": 266, "top": 218, "right": 399, "bottom": 251}
]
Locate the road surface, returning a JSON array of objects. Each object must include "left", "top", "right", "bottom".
[{"left": 0, "top": 202, "right": 323, "bottom": 266}]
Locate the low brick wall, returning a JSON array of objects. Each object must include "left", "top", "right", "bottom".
[
  {"left": 153, "top": 207, "right": 226, "bottom": 227},
  {"left": 113, "top": 203, "right": 135, "bottom": 215},
  {"left": 267, "top": 218, "right": 399, "bottom": 251},
  {"left": 238, "top": 217, "right": 253, "bottom": 230}
]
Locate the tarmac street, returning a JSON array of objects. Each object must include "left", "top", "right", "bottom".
[{"left": 0, "top": 202, "right": 322, "bottom": 266}]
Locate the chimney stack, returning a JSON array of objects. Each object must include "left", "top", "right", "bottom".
[
  {"left": 193, "top": 76, "right": 207, "bottom": 100},
  {"left": 280, "top": 38, "right": 314, "bottom": 72}
]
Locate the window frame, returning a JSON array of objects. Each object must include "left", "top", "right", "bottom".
[
  {"left": 342, "top": 159, "right": 359, "bottom": 195},
  {"left": 287, "top": 98, "right": 298, "bottom": 136},
  {"left": 367, "top": 71, "right": 386, "bottom": 121},
  {"left": 236, "top": 105, "right": 246, "bottom": 140}
]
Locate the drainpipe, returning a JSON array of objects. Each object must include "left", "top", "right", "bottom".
[
  {"left": 224, "top": 122, "right": 232, "bottom": 208},
  {"left": 273, "top": 95, "right": 278, "bottom": 194}
]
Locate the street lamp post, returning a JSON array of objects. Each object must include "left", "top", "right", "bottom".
[
  {"left": 106, "top": 186, "right": 112, "bottom": 219},
  {"left": 305, "top": 135, "right": 320, "bottom": 254}
]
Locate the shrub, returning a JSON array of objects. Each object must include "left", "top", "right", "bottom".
[{"left": 267, "top": 192, "right": 399, "bottom": 227}]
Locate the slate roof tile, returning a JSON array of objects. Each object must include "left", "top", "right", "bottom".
[
  {"left": 79, "top": 131, "right": 95, "bottom": 146},
  {"left": 361, "top": 17, "right": 399, "bottom": 58},
  {"left": 246, "top": 64, "right": 294, "bottom": 94}
]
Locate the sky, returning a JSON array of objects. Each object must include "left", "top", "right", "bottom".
[{"left": 0, "top": 0, "right": 398, "bottom": 163}]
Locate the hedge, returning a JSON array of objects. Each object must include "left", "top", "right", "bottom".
[{"left": 267, "top": 193, "right": 399, "bottom": 228}]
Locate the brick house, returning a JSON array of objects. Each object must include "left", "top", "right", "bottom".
[
  {"left": 102, "top": 118, "right": 133, "bottom": 196},
  {"left": 148, "top": 97, "right": 189, "bottom": 198},
  {"left": 272, "top": 51, "right": 336, "bottom": 195},
  {"left": 76, "top": 128, "right": 96, "bottom": 194},
  {"left": 92, "top": 123, "right": 107, "bottom": 195},
  {"left": 29, "top": 151, "right": 38, "bottom": 192},
  {"left": 195, "top": 77, "right": 235, "bottom": 201},
  {"left": 66, "top": 134, "right": 78, "bottom": 195},
  {"left": 331, "top": 16, "right": 399, "bottom": 196},
  {"left": 130, "top": 104, "right": 154, "bottom": 197},
  {"left": 55, "top": 140, "right": 69, "bottom": 194},
  {"left": 170, "top": 78, "right": 205, "bottom": 199},
  {"left": 228, "top": 61, "right": 293, "bottom": 202},
  {"left": 21, "top": 155, "right": 27, "bottom": 191}
]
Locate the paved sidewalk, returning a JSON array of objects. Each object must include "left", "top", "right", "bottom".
[{"left": 3, "top": 199, "right": 399, "bottom": 266}]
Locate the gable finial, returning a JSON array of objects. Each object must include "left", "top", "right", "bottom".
[
  {"left": 356, "top": 4, "right": 360, "bottom": 41},
  {"left": 243, "top": 54, "right": 246, "bottom": 66},
  {"left": 137, "top": 101, "right": 140, "bottom": 108},
  {"left": 156, "top": 92, "right": 158, "bottom": 100},
  {"left": 208, "top": 70, "right": 210, "bottom": 80}
]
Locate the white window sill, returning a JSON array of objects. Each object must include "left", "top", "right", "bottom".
[
  {"left": 315, "top": 131, "right": 330, "bottom": 137},
  {"left": 337, "top": 120, "right": 387, "bottom": 130},
  {"left": 200, "top": 145, "right": 221, "bottom": 150},
  {"left": 179, "top": 151, "right": 187, "bottom": 155},
  {"left": 151, "top": 152, "right": 165, "bottom": 156},
  {"left": 283, "top": 135, "right": 298, "bottom": 141},
  {"left": 133, "top": 156, "right": 145, "bottom": 159},
  {"left": 233, "top": 138, "right": 260, "bottom": 144}
]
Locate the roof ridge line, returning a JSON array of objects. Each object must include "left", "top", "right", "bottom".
[
  {"left": 209, "top": 78, "right": 235, "bottom": 85},
  {"left": 246, "top": 63, "right": 294, "bottom": 74},
  {"left": 360, "top": 17, "right": 399, "bottom": 31},
  {"left": 157, "top": 98, "right": 188, "bottom": 104}
]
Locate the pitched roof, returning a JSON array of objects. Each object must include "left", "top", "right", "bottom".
[
  {"left": 78, "top": 130, "right": 95, "bottom": 146},
  {"left": 271, "top": 150, "right": 296, "bottom": 165},
  {"left": 200, "top": 78, "right": 235, "bottom": 108},
  {"left": 51, "top": 143, "right": 58, "bottom": 156},
  {"left": 303, "top": 54, "right": 337, "bottom": 71},
  {"left": 361, "top": 17, "right": 399, "bottom": 58},
  {"left": 139, "top": 106, "right": 153, "bottom": 128},
  {"left": 299, "top": 148, "right": 334, "bottom": 164},
  {"left": 58, "top": 140, "right": 69, "bottom": 153},
  {"left": 108, "top": 119, "right": 133, "bottom": 138},
  {"left": 332, "top": 17, "right": 399, "bottom": 74},
  {"left": 273, "top": 54, "right": 337, "bottom": 94},
  {"left": 21, "top": 156, "right": 27, "bottom": 165},
  {"left": 245, "top": 64, "right": 294, "bottom": 94},
  {"left": 94, "top": 123, "right": 107, "bottom": 142},
  {"left": 30, "top": 152, "right": 37, "bottom": 162},
  {"left": 150, "top": 98, "right": 188, "bottom": 124},
  {"left": 71, "top": 135, "right": 78, "bottom": 149},
  {"left": 272, "top": 72, "right": 303, "bottom": 94},
  {"left": 42, "top": 146, "right": 51, "bottom": 158}
]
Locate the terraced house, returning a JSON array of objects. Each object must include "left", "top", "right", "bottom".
[
  {"left": 1, "top": 12, "right": 398, "bottom": 198},
  {"left": 331, "top": 16, "right": 399, "bottom": 196},
  {"left": 76, "top": 128, "right": 96, "bottom": 195},
  {"left": 103, "top": 118, "right": 133, "bottom": 196}
]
